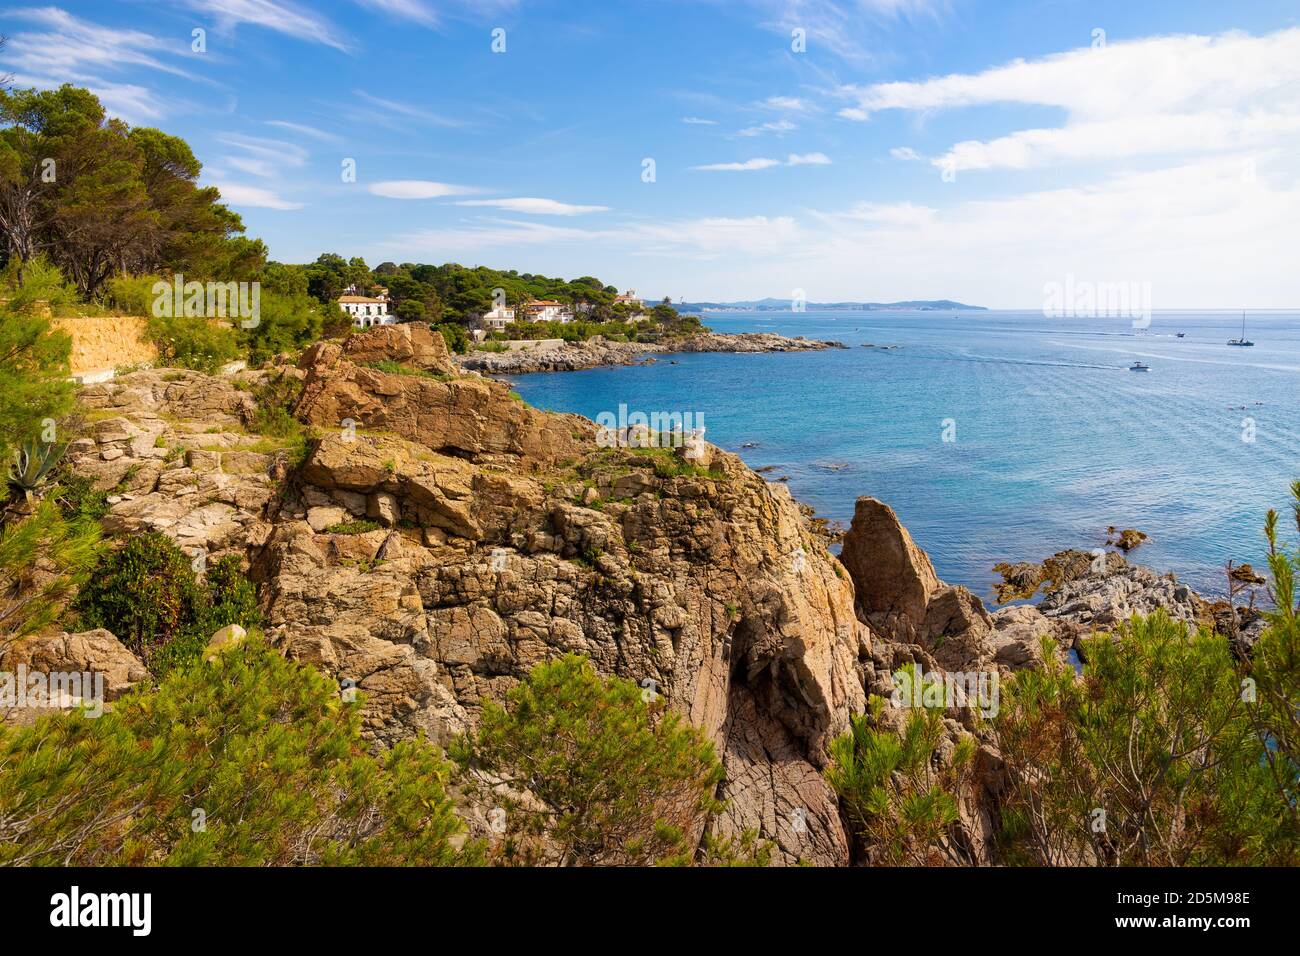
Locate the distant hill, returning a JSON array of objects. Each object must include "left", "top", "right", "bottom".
[{"left": 672, "top": 297, "right": 986, "bottom": 312}]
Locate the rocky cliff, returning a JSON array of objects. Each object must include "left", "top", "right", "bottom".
[{"left": 6, "top": 321, "right": 1252, "bottom": 866}]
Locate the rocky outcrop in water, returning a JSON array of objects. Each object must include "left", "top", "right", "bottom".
[{"left": 455, "top": 331, "right": 842, "bottom": 375}]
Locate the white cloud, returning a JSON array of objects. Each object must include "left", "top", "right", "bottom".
[
  {"left": 693, "top": 158, "right": 783, "bottom": 172},
  {"left": 840, "top": 28, "right": 1300, "bottom": 173},
  {"left": 217, "top": 133, "right": 309, "bottom": 171},
  {"left": 368, "top": 180, "right": 480, "bottom": 199},
  {"left": 264, "top": 119, "right": 341, "bottom": 142},
  {"left": 181, "top": 0, "right": 349, "bottom": 52},
  {"left": 890, "top": 146, "right": 923, "bottom": 161},
  {"left": 682, "top": 117, "right": 718, "bottom": 125},
  {"left": 454, "top": 198, "right": 609, "bottom": 216},
  {"left": 693, "top": 153, "right": 829, "bottom": 171},
  {"left": 214, "top": 183, "right": 305, "bottom": 209},
  {"left": 352, "top": 0, "right": 438, "bottom": 25},
  {"left": 760, "top": 95, "right": 812, "bottom": 111},
  {"left": 738, "top": 119, "right": 797, "bottom": 137}
]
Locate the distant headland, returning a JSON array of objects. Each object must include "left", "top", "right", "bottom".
[{"left": 674, "top": 298, "right": 988, "bottom": 312}]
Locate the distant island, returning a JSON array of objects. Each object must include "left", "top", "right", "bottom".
[{"left": 673, "top": 298, "right": 987, "bottom": 312}]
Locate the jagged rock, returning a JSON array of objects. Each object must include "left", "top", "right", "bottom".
[
  {"left": 295, "top": 327, "right": 590, "bottom": 471},
  {"left": 338, "top": 321, "right": 458, "bottom": 375},
  {"left": 839, "top": 497, "right": 940, "bottom": 643}
]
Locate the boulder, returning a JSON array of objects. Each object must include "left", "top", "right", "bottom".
[{"left": 839, "top": 497, "right": 940, "bottom": 643}]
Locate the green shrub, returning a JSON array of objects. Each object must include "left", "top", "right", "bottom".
[
  {"left": 0, "top": 637, "right": 479, "bottom": 865},
  {"left": 146, "top": 314, "right": 240, "bottom": 374},
  {"left": 450, "top": 654, "right": 727, "bottom": 866},
  {"left": 325, "top": 519, "right": 381, "bottom": 535},
  {"left": 74, "top": 533, "right": 259, "bottom": 675}
]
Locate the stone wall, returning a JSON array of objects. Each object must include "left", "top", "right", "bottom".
[{"left": 51, "top": 315, "right": 157, "bottom": 378}]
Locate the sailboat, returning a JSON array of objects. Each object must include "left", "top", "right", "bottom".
[{"left": 1228, "top": 311, "right": 1255, "bottom": 347}]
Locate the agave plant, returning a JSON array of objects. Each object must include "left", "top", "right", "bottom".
[{"left": 7, "top": 439, "right": 67, "bottom": 502}]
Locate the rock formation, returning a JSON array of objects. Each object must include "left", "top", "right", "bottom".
[{"left": 6, "top": 321, "right": 1264, "bottom": 866}]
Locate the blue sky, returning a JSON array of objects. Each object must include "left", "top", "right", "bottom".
[{"left": 6, "top": 0, "right": 1300, "bottom": 306}]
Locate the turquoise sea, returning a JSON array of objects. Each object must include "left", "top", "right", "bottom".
[{"left": 508, "top": 310, "right": 1300, "bottom": 601}]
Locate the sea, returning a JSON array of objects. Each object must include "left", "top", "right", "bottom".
[{"left": 508, "top": 310, "right": 1300, "bottom": 602}]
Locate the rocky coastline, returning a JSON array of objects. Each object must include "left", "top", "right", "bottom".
[
  {"left": 454, "top": 330, "right": 846, "bottom": 374},
  {"left": 1, "top": 322, "right": 1270, "bottom": 865}
]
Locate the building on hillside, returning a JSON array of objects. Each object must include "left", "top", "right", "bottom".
[
  {"left": 482, "top": 305, "right": 516, "bottom": 331},
  {"left": 338, "top": 295, "right": 394, "bottom": 328},
  {"left": 342, "top": 284, "right": 390, "bottom": 302},
  {"left": 523, "top": 300, "right": 575, "bottom": 323},
  {"left": 614, "top": 289, "right": 642, "bottom": 309}
]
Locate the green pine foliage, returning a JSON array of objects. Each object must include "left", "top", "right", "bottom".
[
  {"left": 1242, "top": 481, "right": 1300, "bottom": 834},
  {"left": 995, "top": 611, "right": 1294, "bottom": 865},
  {"left": 451, "top": 654, "right": 728, "bottom": 866},
  {"left": 825, "top": 680, "right": 976, "bottom": 866},
  {"left": 0, "top": 498, "right": 103, "bottom": 637},
  {"left": 0, "top": 637, "right": 479, "bottom": 865},
  {"left": 0, "top": 295, "right": 74, "bottom": 464}
]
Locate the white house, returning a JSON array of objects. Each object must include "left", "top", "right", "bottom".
[
  {"left": 338, "top": 294, "right": 394, "bottom": 328},
  {"left": 614, "top": 289, "right": 642, "bottom": 309},
  {"left": 482, "top": 305, "right": 516, "bottom": 331},
  {"left": 523, "top": 299, "right": 575, "bottom": 323}
]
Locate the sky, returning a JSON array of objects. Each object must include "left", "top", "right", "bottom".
[{"left": 5, "top": 0, "right": 1300, "bottom": 307}]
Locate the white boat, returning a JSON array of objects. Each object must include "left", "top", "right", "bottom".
[
  {"left": 1228, "top": 311, "right": 1254, "bottom": 347},
  {"left": 1129, "top": 361, "right": 1150, "bottom": 372}
]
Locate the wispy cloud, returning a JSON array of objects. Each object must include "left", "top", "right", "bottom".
[
  {"left": 213, "top": 182, "right": 305, "bottom": 210},
  {"left": 3, "top": 7, "right": 192, "bottom": 121},
  {"left": 368, "top": 180, "right": 481, "bottom": 199},
  {"left": 889, "top": 146, "right": 923, "bottom": 161},
  {"left": 693, "top": 153, "right": 830, "bottom": 171},
  {"left": 181, "top": 0, "right": 349, "bottom": 52},
  {"left": 353, "top": 90, "right": 463, "bottom": 128},
  {"left": 742, "top": 0, "right": 949, "bottom": 62},
  {"left": 264, "top": 119, "right": 341, "bottom": 142},
  {"left": 352, "top": 0, "right": 438, "bottom": 26},
  {"left": 693, "top": 158, "right": 784, "bottom": 172},
  {"left": 454, "top": 197, "right": 609, "bottom": 216},
  {"left": 738, "top": 119, "right": 797, "bottom": 137},
  {"left": 682, "top": 116, "right": 718, "bottom": 125}
]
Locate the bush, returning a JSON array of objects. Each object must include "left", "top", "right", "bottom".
[
  {"left": 435, "top": 322, "right": 468, "bottom": 354},
  {"left": 0, "top": 637, "right": 479, "bottom": 865},
  {"left": 450, "top": 654, "right": 727, "bottom": 866},
  {"left": 825, "top": 686, "right": 975, "bottom": 866},
  {"left": 2, "top": 255, "right": 81, "bottom": 315},
  {"left": 103, "top": 273, "right": 160, "bottom": 315},
  {"left": 147, "top": 314, "right": 240, "bottom": 374},
  {"left": 74, "top": 533, "right": 259, "bottom": 675},
  {"left": 0, "top": 305, "right": 73, "bottom": 462}
]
